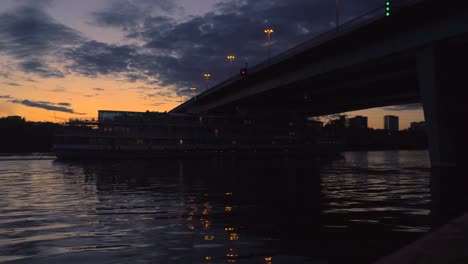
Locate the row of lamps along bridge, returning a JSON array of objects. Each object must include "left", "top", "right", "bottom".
[
  {"left": 183, "top": 1, "right": 393, "bottom": 102},
  {"left": 180, "top": 28, "right": 274, "bottom": 102}
]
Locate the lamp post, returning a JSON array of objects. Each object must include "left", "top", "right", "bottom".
[
  {"left": 264, "top": 28, "right": 273, "bottom": 64},
  {"left": 227, "top": 55, "right": 235, "bottom": 75},
  {"left": 190, "top": 86, "right": 196, "bottom": 100}
]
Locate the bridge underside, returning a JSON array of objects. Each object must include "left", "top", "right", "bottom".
[{"left": 207, "top": 52, "right": 421, "bottom": 117}]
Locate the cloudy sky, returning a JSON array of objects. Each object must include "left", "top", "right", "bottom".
[{"left": 0, "top": 0, "right": 424, "bottom": 128}]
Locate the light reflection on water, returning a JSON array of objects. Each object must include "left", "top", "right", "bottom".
[{"left": 0, "top": 150, "right": 431, "bottom": 263}]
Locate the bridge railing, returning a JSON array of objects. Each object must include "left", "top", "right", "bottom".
[{"left": 175, "top": 0, "right": 423, "bottom": 110}]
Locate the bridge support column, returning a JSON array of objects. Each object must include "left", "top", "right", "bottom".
[
  {"left": 417, "top": 44, "right": 458, "bottom": 169},
  {"left": 418, "top": 44, "right": 465, "bottom": 221}
]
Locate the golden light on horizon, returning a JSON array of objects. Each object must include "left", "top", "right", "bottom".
[{"left": 0, "top": 73, "right": 180, "bottom": 123}]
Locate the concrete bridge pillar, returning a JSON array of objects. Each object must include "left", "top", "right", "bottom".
[
  {"left": 418, "top": 44, "right": 465, "bottom": 221},
  {"left": 417, "top": 44, "right": 458, "bottom": 169}
]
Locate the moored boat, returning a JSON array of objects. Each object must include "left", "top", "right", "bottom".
[{"left": 53, "top": 110, "right": 343, "bottom": 159}]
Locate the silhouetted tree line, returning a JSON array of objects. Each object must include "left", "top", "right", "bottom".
[
  {"left": 323, "top": 124, "right": 428, "bottom": 151},
  {"left": 0, "top": 116, "right": 63, "bottom": 153}
]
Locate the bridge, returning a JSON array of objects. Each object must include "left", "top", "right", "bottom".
[{"left": 171, "top": 1, "right": 465, "bottom": 170}]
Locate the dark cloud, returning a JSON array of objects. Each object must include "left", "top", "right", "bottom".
[
  {"left": 0, "top": 5, "right": 83, "bottom": 59},
  {"left": 19, "top": 59, "right": 64, "bottom": 78},
  {"left": 49, "top": 87, "right": 66, "bottom": 92},
  {"left": 4, "top": 97, "right": 84, "bottom": 115},
  {"left": 91, "top": 0, "right": 179, "bottom": 30},
  {"left": 17, "top": 0, "right": 55, "bottom": 8},
  {"left": 0, "top": 72, "right": 10, "bottom": 78},
  {"left": 83, "top": 0, "right": 379, "bottom": 91},
  {"left": 0, "top": 3, "right": 83, "bottom": 80},
  {"left": 23, "top": 77, "right": 37, "bottom": 83},
  {"left": 146, "top": 102, "right": 165, "bottom": 106},
  {"left": 65, "top": 40, "right": 178, "bottom": 87},
  {"left": 5, "top": 82, "right": 20, "bottom": 86},
  {"left": 145, "top": 90, "right": 175, "bottom": 98},
  {"left": 130, "top": 86, "right": 153, "bottom": 91},
  {"left": 65, "top": 41, "right": 136, "bottom": 76},
  {"left": 383, "top": 104, "right": 423, "bottom": 111},
  {"left": 92, "top": 87, "right": 105, "bottom": 91}
]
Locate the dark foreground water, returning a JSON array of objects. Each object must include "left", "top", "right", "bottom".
[{"left": 0, "top": 151, "right": 433, "bottom": 263}]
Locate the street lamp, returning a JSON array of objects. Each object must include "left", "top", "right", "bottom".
[
  {"left": 227, "top": 55, "right": 235, "bottom": 64},
  {"left": 190, "top": 86, "right": 197, "bottom": 100},
  {"left": 264, "top": 28, "right": 274, "bottom": 64},
  {"left": 203, "top": 73, "right": 211, "bottom": 90}
]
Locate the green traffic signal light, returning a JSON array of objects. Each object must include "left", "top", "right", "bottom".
[{"left": 385, "top": 1, "right": 390, "bottom": 16}]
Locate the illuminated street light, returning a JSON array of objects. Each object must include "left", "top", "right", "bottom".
[
  {"left": 264, "top": 28, "right": 274, "bottom": 64},
  {"left": 227, "top": 55, "right": 235, "bottom": 64},
  {"left": 203, "top": 73, "right": 211, "bottom": 90},
  {"left": 190, "top": 86, "right": 196, "bottom": 100}
]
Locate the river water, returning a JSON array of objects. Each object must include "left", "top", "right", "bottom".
[{"left": 0, "top": 151, "right": 432, "bottom": 263}]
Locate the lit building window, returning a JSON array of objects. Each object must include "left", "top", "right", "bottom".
[
  {"left": 204, "top": 235, "right": 215, "bottom": 241},
  {"left": 229, "top": 233, "right": 239, "bottom": 240}
]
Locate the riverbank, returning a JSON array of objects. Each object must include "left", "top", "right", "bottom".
[{"left": 376, "top": 214, "right": 468, "bottom": 263}]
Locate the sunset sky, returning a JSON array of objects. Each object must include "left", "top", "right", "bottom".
[{"left": 0, "top": 0, "right": 424, "bottom": 128}]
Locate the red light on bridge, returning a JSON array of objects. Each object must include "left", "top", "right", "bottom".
[{"left": 240, "top": 68, "right": 248, "bottom": 76}]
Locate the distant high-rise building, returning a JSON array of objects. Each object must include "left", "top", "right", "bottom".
[
  {"left": 410, "top": 121, "right": 426, "bottom": 131},
  {"left": 349, "top": 115, "right": 368, "bottom": 129},
  {"left": 384, "top": 115, "right": 399, "bottom": 131},
  {"left": 339, "top": 115, "right": 350, "bottom": 128}
]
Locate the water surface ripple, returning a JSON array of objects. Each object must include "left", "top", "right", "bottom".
[{"left": 0, "top": 150, "right": 431, "bottom": 263}]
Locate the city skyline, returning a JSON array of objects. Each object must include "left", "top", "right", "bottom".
[{"left": 0, "top": 0, "right": 424, "bottom": 128}]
